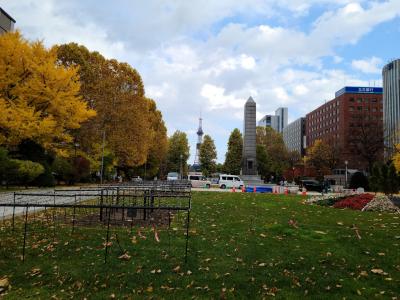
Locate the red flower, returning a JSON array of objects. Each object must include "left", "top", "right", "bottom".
[{"left": 333, "top": 194, "right": 374, "bottom": 210}]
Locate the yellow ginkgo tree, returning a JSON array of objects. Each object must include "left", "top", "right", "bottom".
[
  {"left": 0, "top": 31, "right": 95, "bottom": 156},
  {"left": 392, "top": 144, "right": 400, "bottom": 172}
]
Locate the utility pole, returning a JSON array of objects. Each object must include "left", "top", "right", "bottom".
[{"left": 100, "top": 130, "right": 106, "bottom": 185}]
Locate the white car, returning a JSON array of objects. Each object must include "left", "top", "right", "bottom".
[
  {"left": 167, "top": 172, "right": 179, "bottom": 181},
  {"left": 188, "top": 174, "right": 211, "bottom": 188},
  {"left": 218, "top": 174, "right": 244, "bottom": 189}
]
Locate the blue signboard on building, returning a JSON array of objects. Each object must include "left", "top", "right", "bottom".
[{"left": 335, "top": 86, "right": 383, "bottom": 98}]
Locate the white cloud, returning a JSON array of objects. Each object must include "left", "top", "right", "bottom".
[
  {"left": 351, "top": 56, "right": 383, "bottom": 74},
  {"left": 293, "top": 84, "right": 309, "bottom": 96},
  {"left": 200, "top": 84, "right": 245, "bottom": 110}
]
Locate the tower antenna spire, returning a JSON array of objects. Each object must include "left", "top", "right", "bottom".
[{"left": 193, "top": 114, "right": 204, "bottom": 167}]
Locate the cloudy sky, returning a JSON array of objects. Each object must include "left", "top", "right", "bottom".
[{"left": 2, "top": 0, "right": 400, "bottom": 162}]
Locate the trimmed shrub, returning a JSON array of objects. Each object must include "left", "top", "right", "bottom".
[
  {"left": 33, "top": 166, "right": 55, "bottom": 187},
  {"left": 12, "top": 159, "right": 45, "bottom": 187},
  {"left": 349, "top": 172, "right": 369, "bottom": 190}
]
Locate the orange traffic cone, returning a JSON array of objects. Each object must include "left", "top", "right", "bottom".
[
  {"left": 253, "top": 186, "right": 256, "bottom": 193},
  {"left": 284, "top": 187, "right": 288, "bottom": 195},
  {"left": 242, "top": 185, "right": 245, "bottom": 193},
  {"left": 232, "top": 186, "right": 236, "bottom": 193},
  {"left": 302, "top": 188, "right": 307, "bottom": 196}
]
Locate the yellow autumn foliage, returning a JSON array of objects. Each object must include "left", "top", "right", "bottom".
[
  {"left": 393, "top": 144, "right": 400, "bottom": 172},
  {"left": 0, "top": 32, "right": 95, "bottom": 155}
]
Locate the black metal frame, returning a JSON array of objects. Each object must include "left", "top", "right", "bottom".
[{"left": 0, "top": 181, "right": 192, "bottom": 263}]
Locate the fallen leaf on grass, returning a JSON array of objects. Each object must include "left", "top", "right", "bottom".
[
  {"left": 371, "top": 269, "right": 388, "bottom": 275},
  {"left": 30, "top": 268, "right": 41, "bottom": 277},
  {"left": 288, "top": 219, "right": 298, "bottom": 228},
  {"left": 258, "top": 263, "right": 266, "bottom": 267},
  {"left": 103, "top": 242, "right": 112, "bottom": 247},
  {"left": 173, "top": 266, "right": 180, "bottom": 273},
  {"left": 118, "top": 253, "right": 131, "bottom": 261},
  {"left": 0, "top": 277, "right": 10, "bottom": 292},
  {"left": 314, "top": 231, "right": 327, "bottom": 235},
  {"left": 138, "top": 230, "right": 146, "bottom": 239}
]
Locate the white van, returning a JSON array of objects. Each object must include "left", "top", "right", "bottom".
[
  {"left": 218, "top": 174, "right": 244, "bottom": 189},
  {"left": 188, "top": 174, "right": 211, "bottom": 188},
  {"left": 167, "top": 172, "right": 179, "bottom": 181}
]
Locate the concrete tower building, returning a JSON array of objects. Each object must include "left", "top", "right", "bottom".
[
  {"left": 383, "top": 59, "right": 400, "bottom": 157},
  {"left": 242, "top": 97, "right": 257, "bottom": 175}
]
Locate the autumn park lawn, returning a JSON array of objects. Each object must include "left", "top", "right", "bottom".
[{"left": 1, "top": 192, "right": 400, "bottom": 299}]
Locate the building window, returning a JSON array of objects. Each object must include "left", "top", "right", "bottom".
[
  {"left": 357, "top": 98, "right": 362, "bottom": 103},
  {"left": 349, "top": 98, "right": 355, "bottom": 102},
  {"left": 349, "top": 106, "right": 354, "bottom": 111},
  {"left": 371, "top": 98, "right": 377, "bottom": 103}
]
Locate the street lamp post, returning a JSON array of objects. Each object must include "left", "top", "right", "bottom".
[
  {"left": 100, "top": 130, "right": 106, "bottom": 185},
  {"left": 74, "top": 143, "right": 80, "bottom": 158},
  {"left": 345, "top": 160, "right": 348, "bottom": 188},
  {"left": 180, "top": 154, "right": 183, "bottom": 180},
  {"left": 292, "top": 167, "right": 295, "bottom": 184}
]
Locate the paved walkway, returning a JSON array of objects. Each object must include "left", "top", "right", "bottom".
[{"left": 0, "top": 188, "right": 101, "bottom": 220}]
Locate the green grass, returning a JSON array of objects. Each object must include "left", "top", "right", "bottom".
[{"left": 1, "top": 192, "right": 400, "bottom": 299}]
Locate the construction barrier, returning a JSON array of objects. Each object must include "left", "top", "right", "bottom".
[{"left": 245, "top": 186, "right": 273, "bottom": 193}]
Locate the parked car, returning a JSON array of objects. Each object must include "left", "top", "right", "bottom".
[
  {"left": 218, "top": 174, "right": 244, "bottom": 189},
  {"left": 187, "top": 174, "right": 211, "bottom": 188},
  {"left": 132, "top": 176, "right": 142, "bottom": 182},
  {"left": 300, "top": 179, "right": 323, "bottom": 192},
  {"left": 167, "top": 172, "right": 179, "bottom": 181}
]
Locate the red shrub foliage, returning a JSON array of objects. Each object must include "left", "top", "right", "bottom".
[{"left": 333, "top": 193, "right": 374, "bottom": 210}]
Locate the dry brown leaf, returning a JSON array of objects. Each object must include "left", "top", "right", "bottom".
[
  {"left": 118, "top": 253, "right": 131, "bottom": 261},
  {"left": 371, "top": 268, "right": 387, "bottom": 275}
]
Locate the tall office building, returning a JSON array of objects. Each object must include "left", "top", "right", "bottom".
[
  {"left": 283, "top": 117, "right": 306, "bottom": 156},
  {"left": 258, "top": 107, "right": 288, "bottom": 133},
  {"left": 383, "top": 59, "right": 400, "bottom": 157},
  {"left": 258, "top": 115, "right": 279, "bottom": 131},
  {"left": 306, "top": 86, "right": 383, "bottom": 170},
  {"left": 0, "top": 7, "right": 15, "bottom": 34},
  {"left": 275, "top": 107, "right": 288, "bottom": 133}
]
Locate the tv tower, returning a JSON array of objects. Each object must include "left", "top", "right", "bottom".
[{"left": 193, "top": 116, "right": 204, "bottom": 166}]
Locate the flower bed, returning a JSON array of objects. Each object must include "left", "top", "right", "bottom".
[
  {"left": 333, "top": 193, "right": 374, "bottom": 210},
  {"left": 306, "top": 192, "right": 353, "bottom": 206}
]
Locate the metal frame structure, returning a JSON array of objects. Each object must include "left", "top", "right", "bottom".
[{"left": 0, "top": 181, "right": 192, "bottom": 263}]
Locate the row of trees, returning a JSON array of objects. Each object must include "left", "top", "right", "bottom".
[{"left": 0, "top": 31, "right": 168, "bottom": 186}]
